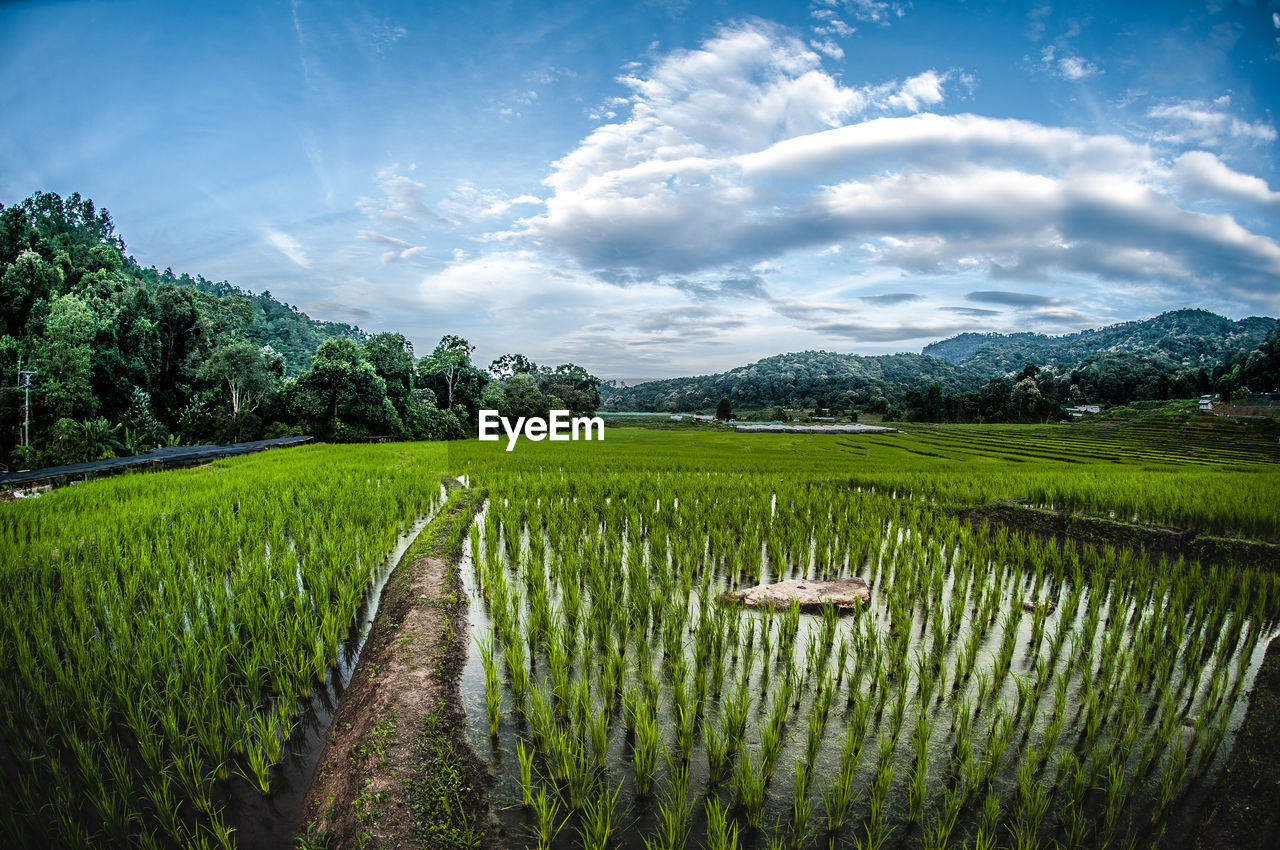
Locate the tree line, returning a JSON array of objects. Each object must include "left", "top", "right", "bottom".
[
  {"left": 0, "top": 191, "right": 601, "bottom": 468},
  {"left": 602, "top": 315, "right": 1280, "bottom": 424}
]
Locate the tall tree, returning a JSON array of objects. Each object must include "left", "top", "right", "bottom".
[
  {"left": 420, "top": 335, "right": 475, "bottom": 410},
  {"left": 200, "top": 341, "right": 283, "bottom": 417},
  {"left": 0, "top": 250, "right": 58, "bottom": 337},
  {"left": 290, "top": 338, "right": 398, "bottom": 440},
  {"left": 361, "top": 333, "right": 416, "bottom": 412},
  {"left": 489, "top": 353, "right": 537, "bottom": 381},
  {"left": 35, "top": 293, "right": 98, "bottom": 424}
]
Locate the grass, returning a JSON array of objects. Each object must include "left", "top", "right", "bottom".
[{"left": 406, "top": 701, "right": 485, "bottom": 849}]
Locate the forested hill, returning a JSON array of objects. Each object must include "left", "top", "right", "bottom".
[
  {"left": 924, "top": 309, "right": 1276, "bottom": 376},
  {"left": 601, "top": 351, "right": 984, "bottom": 413},
  {"left": 602, "top": 308, "right": 1280, "bottom": 418},
  {"left": 1, "top": 190, "right": 604, "bottom": 468},
  {"left": 181, "top": 278, "right": 367, "bottom": 376}
]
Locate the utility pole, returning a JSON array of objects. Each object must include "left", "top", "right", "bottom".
[{"left": 15, "top": 358, "right": 35, "bottom": 448}]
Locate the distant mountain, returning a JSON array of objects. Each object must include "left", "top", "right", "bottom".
[
  {"left": 602, "top": 351, "right": 984, "bottom": 413},
  {"left": 603, "top": 309, "right": 1278, "bottom": 415},
  {"left": 924, "top": 309, "right": 1276, "bottom": 376}
]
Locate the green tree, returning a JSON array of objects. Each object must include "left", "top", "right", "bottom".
[
  {"left": 80, "top": 417, "right": 123, "bottom": 459},
  {"left": 0, "top": 250, "right": 59, "bottom": 337},
  {"left": 716, "top": 397, "right": 732, "bottom": 420},
  {"left": 290, "top": 338, "right": 398, "bottom": 440},
  {"left": 418, "top": 335, "right": 489, "bottom": 428},
  {"left": 538, "top": 363, "right": 601, "bottom": 416},
  {"left": 35, "top": 293, "right": 98, "bottom": 424},
  {"left": 200, "top": 341, "right": 283, "bottom": 417},
  {"left": 0, "top": 204, "right": 37, "bottom": 267},
  {"left": 153, "top": 281, "right": 209, "bottom": 418},
  {"left": 502, "top": 373, "right": 551, "bottom": 420},
  {"left": 403, "top": 388, "right": 465, "bottom": 440},
  {"left": 489, "top": 353, "right": 537, "bottom": 381},
  {"left": 361, "top": 333, "right": 416, "bottom": 413},
  {"left": 41, "top": 417, "right": 87, "bottom": 466},
  {"left": 420, "top": 335, "right": 475, "bottom": 410}
]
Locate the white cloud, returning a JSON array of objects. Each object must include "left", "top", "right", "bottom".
[
  {"left": 439, "top": 180, "right": 543, "bottom": 223},
  {"left": 1148, "top": 98, "right": 1278, "bottom": 146},
  {"left": 507, "top": 22, "right": 1280, "bottom": 297},
  {"left": 810, "top": 38, "right": 845, "bottom": 60},
  {"left": 356, "top": 164, "right": 442, "bottom": 226},
  {"left": 264, "top": 228, "right": 310, "bottom": 269},
  {"left": 844, "top": 0, "right": 908, "bottom": 25},
  {"left": 1173, "top": 151, "right": 1280, "bottom": 206},
  {"left": 885, "top": 70, "right": 946, "bottom": 112},
  {"left": 357, "top": 229, "right": 429, "bottom": 264},
  {"left": 1036, "top": 45, "right": 1101, "bottom": 80}
]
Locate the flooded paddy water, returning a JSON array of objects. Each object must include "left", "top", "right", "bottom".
[
  {"left": 225, "top": 508, "right": 438, "bottom": 848},
  {"left": 456, "top": 482, "right": 1275, "bottom": 850}
]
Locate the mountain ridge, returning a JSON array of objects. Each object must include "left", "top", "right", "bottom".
[{"left": 602, "top": 309, "right": 1277, "bottom": 413}]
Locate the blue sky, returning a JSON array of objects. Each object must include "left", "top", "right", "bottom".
[{"left": 2, "top": 0, "right": 1279, "bottom": 380}]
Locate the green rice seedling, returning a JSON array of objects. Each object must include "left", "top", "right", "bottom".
[
  {"left": 734, "top": 748, "right": 767, "bottom": 828},
  {"left": 623, "top": 685, "right": 641, "bottom": 735},
  {"left": 647, "top": 758, "right": 692, "bottom": 850},
  {"left": 572, "top": 676, "right": 592, "bottom": 738},
  {"left": 1101, "top": 760, "right": 1127, "bottom": 839},
  {"left": 516, "top": 737, "right": 535, "bottom": 807},
  {"left": 803, "top": 706, "right": 825, "bottom": 779},
  {"left": 529, "top": 681, "right": 553, "bottom": 752},
  {"left": 704, "top": 720, "right": 730, "bottom": 784},
  {"left": 790, "top": 757, "right": 812, "bottom": 847},
  {"left": 780, "top": 600, "right": 802, "bottom": 651},
  {"left": 908, "top": 710, "right": 933, "bottom": 822},
  {"left": 556, "top": 727, "right": 594, "bottom": 811},
  {"left": 819, "top": 601, "right": 838, "bottom": 650},
  {"left": 887, "top": 681, "right": 909, "bottom": 746},
  {"left": 1012, "top": 674, "right": 1035, "bottom": 721},
  {"left": 760, "top": 716, "right": 785, "bottom": 781},
  {"left": 986, "top": 708, "right": 1014, "bottom": 784},
  {"left": 477, "top": 634, "right": 502, "bottom": 736},
  {"left": 634, "top": 707, "right": 661, "bottom": 797},
  {"left": 505, "top": 635, "right": 529, "bottom": 709},
  {"left": 1193, "top": 711, "right": 1230, "bottom": 779},
  {"left": 142, "top": 770, "right": 184, "bottom": 844},
  {"left": 706, "top": 797, "right": 741, "bottom": 850},
  {"left": 674, "top": 703, "right": 695, "bottom": 762},
  {"left": 722, "top": 693, "right": 748, "bottom": 754},
  {"left": 587, "top": 708, "right": 610, "bottom": 768},
  {"left": 533, "top": 786, "right": 566, "bottom": 850},
  {"left": 866, "top": 756, "right": 895, "bottom": 850}
]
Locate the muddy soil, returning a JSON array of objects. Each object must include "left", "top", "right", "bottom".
[{"left": 298, "top": 495, "right": 494, "bottom": 848}]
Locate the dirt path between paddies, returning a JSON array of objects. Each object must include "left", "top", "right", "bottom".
[{"left": 298, "top": 485, "right": 495, "bottom": 849}]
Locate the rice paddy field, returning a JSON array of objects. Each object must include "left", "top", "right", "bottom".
[
  {"left": 1, "top": 422, "right": 1279, "bottom": 848},
  {"left": 452, "top": 424, "right": 1280, "bottom": 850}
]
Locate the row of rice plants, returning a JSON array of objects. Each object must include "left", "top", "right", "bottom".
[{"left": 0, "top": 444, "right": 448, "bottom": 847}]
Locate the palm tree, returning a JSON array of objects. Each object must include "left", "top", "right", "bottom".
[{"left": 80, "top": 417, "right": 123, "bottom": 459}]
